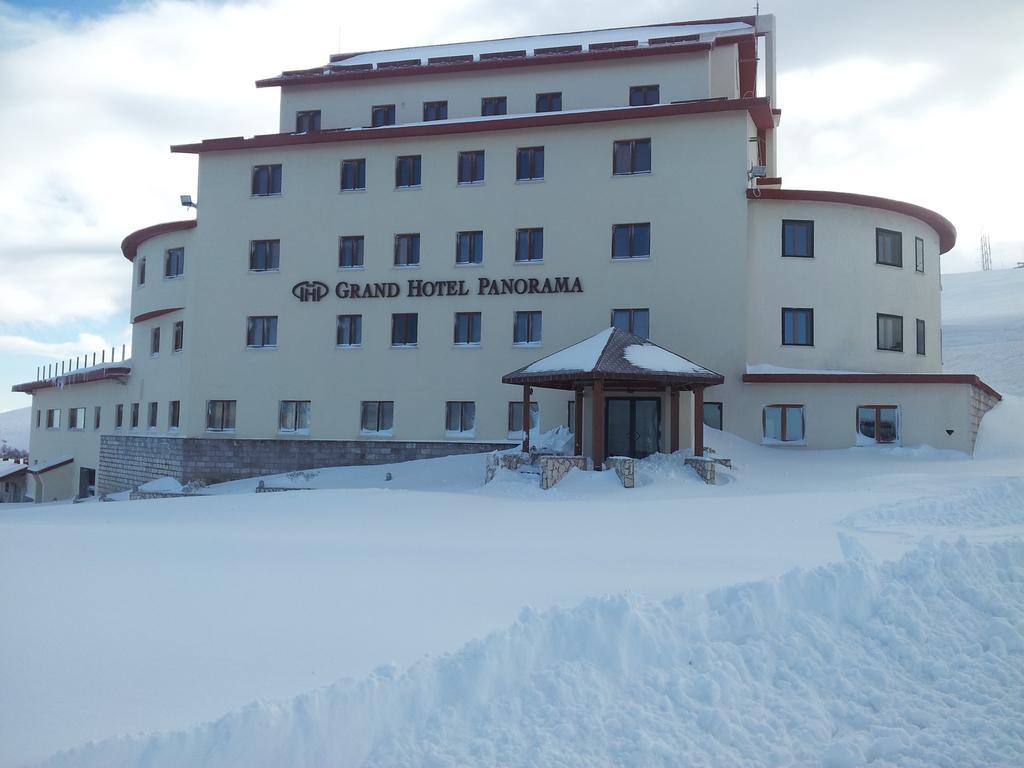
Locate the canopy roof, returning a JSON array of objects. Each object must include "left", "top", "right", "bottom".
[{"left": 503, "top": 328, "right": 724, "bottom": 390}]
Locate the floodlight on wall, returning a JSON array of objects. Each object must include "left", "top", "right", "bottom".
[{"left": 180, "top": 194, "right": 197, "bottom": 209}]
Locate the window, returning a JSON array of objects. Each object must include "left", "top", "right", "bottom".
[
  {"left": 150, "top": 326, "right": 161, "bottom": 356},
  {"left": 458, "top": 150, "right": 485, "bottom": 184},
  {"left": 423, "top": 100, "right": 448, "bottom": 121},
  {"left": 394, "top": 234, "right": 420, "bottom": 266},
  {"left": 877, "top": 313, "right": 903, "bottom": 352},
  {"left": 68, "top": 407, "right": 86, "bottom": 431},
  {"left": 611, "top": 308, "right": 650, "bottom": 338},
  {"left": 138, "top": 257, "right": 146, "bottom": 286},
  {"left": 246, "top": 315, "right": 278, "bottom": 348},
  {"left": 629, "top": 84, "right": 660, "bottom": 105},
  {"left": 295, "top": 110, "right": 321, "bottom": 132},
  {"left": 916, "top": 318, "right": 926, "bottom": 355},
  {"left": 46, "top": 408, "right": 61, "bottom": 429},
  {"left": 612, "top": 223, "right": 651, "bottom": 259},
  {"left": 173, "top": 321, "right": 184, "bottom": 352},
  {"left": 516, "top": 146, "right": 544, "bottom": 181},
  {"left": 249, "top": 239, "right": 280, "bottom": 271},
  {"left": 339, "top": 236, "right": 365, "bottom": 268},
  {"left": 340, "top": 159, "right": 366, "bottom": 191},
  {"left": 165, "top": 247, "right": 184, "bottom": 278},
  {"left": 169, "top": 400, "right": 180, "bottom": 430},
  {"left": 515, "top": 228, "right": 543, "bottom": 262},
  {"left": 396, "top": 155, "right": 421, "bottom": 187},
  {"left": 147, "top": 402, "right": 158, "bottom": 429},
  {"left": 915, "top": 237, "right": 925, "bottom": 273},
  {"left": 513, "top": 310, "right": 542, "bottom": 345},
  {"left": 279, "top": 400, "right": 311, "bottom": 432},
  {"left": 252, "top": 164, "right": 282, "bottom": 196},
  {"left": 456, "top": 231, "right": 483, "bottom": 264},
  {"left": 336, "top": 314, "right": 362, "bottom": 347},
  {"left": 206, "top": 400, "right": 236, "bottom": 432},
  {"left": 857, "top": 405, "right": 899, "bottom": 444},
  {"left": 613, "top": 138, "right": 651, "bottom": 175},
  {"left": 391, "top": 313, "right": 418, "bottom": 346},
  {"left": 372, "top": 104, "right": 395, "bottom": 127},
  {"left": 508, "top": 401, "right": 539, "bottom": 433},
  {"left": 93, "top": 406, "right": 101, "bottom": 430},
  {"left": 481, "top": 96, "right": 507, "bottom": 116},
  {"left": 536, "top": 92, "right": 562, "bottom": 112},
  {"left": 781, "top": 308, "right": 814, "bottom": 346},
  {"left": 36, "top": 409, "right": 40, "bottom": 428},
  {"left": 130, "top": 403, "right": 139, "bottom": 429},
  {"left": 361, "top": 400, "right": 394, "bottom": 433},
  {"left": 782, "top": 220, "right": 814, "bottom": 258},
  {"left": 115, "top": 404, "right": 124, "bottom": 429},
  {"left": 703, "top": 402, "right": 723, "bottom": 431},
  {"left": 876, "top": 228, "right": 902, "bottom": 267},
  {"left": 454, "top": 311, "right": 481, "bottom": 345},
  {"left": 763, "top": 404, "right": 804, "bottom": 443},
  {"left": 445, "top": 401, "right": 476, "bottom": 433}
]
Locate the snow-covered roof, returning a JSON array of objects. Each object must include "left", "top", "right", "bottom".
[
  {"left": 0, "top": 461, "right": 28, "bottom": 480},
  {"left": 12, "top": 361, "right": 132, "bottom": 395},
  {"left": 27, "top": 456, "right": 74, "bottom": 474}
]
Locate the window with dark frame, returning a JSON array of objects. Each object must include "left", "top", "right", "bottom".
[
  {"left": 513, "top": 310, "right": 542, "bottom": 344},
  {"left": 336, "top": 314, "right": 362, "bottom": 347},
  {"left": 916, "top": 318, "right": 926, "bottom": 355},
  {"left": 147, "top": 401, "right": 158, "bottom": 429},
  {"left": 629, "top": 84, "right": 660, "bottom": 105},
  {"left": 130, "top": 402, "right": 139, "bottom": 429},
  {"left": 508, "top": 401, "right": 539, "bottom": 432},
  {"left": 391, "top": 313, "right": 418, "bottom": 346},
  {"left": 456, "top": 231, "right": 483, "bottom": 264},
  {"left": 249, "top": 239, "right": 280, "bottom": 271},
  {"left": 295, "top": 110, "right": 321, "bottom": 132},
  {"left": 361, "top": 400, "right": 394, "bottom": 432},
  {"left": 516, "top": 146, "right": 544, "bottom": 181},
  {"left": 445, "top": 401, "right": 476, "bottom": 433},
  {"left": 423, "top": 101, "right": 448, "bottom": 121},
  {"left": 138, "top": 257, "right": 146, "bottom": 285},
  {"left": 458, "top": 150, "right": 485, "bottom": 184},
  {"left": 611, "top": 308, "right": 650, "bottom": 339},
  {"left": 481, "top": 96, "right": 507, "bottom": 116},
  {"left": 394, "top": 234, "right": 420, "bottom": 266},
  {"left": 151, "top": 327, "right": 160, "bottom": 356},
  {"left": 782, "top": 220, "right": 814, "bottom": 258},
  {"left": 340, "top": 159, "right": 366, "bottom": 191},
  {"left": 877, "top": 313, "right": 903, "bottom": 351},
  {"left": 535, "top": 92, "right": 562, "bottom": 112},
  {"left": 46, "top": 408, "right": 60, "bottom": 429},
  {"left": 763, "top": 404, "right": 804, "bottom": 442},
  {"left": 246, "top": 316, "right": 278, "bottom": 348},
  {"left": 252, "top": 164, "right": 282, "bottom": 196},
  {"left": 915, "top": 237, "right": 925, "bottom": 273},
  {"left": 612, "top": 223, "right": 651, "bottom": 259},
  {"left": 857, "top": 405, "right": 899, "bottom": 443},
  {"left": 454, "top": 311, "right": 481, "bottom": 344},
  {"left": 115, "top": 404, "right": 124, "bottom": 429},
  {"left": 395, "top": 155, "right": 422, "bottom": 187},
  {"left": 703, "top": 402, "right": 723, "bottom": 431},
  {"left": 206, "top": 400, "right": 236, "bottom": 432},
  {"left": 36, "top": 409, "right": 40, "bottom": 429},
  {"left": 94, "top": 406, "right": 101, "bottom": 430},
  {"left": 515, "top": 228, "right": 543, "bottom": 262},
  {"left": 781, "top": 308, "right": 814, "bottom": 346},
  {"left": 339, "top": 236, "right": 365, "bottom": 268},
  {"left": 169, "top": 400, "right": 180, "bottom": 430},
  {"left": 876, "top": 228, "right": 903, "bottom": 267},
  {"left": 279, "top": 400, "right": 311, "bottom": 432},
  {"left": 173, "top": 321, "right": 184, "bottom": 352},
  {"left": 68, "top": 407, "right": 85, "bottom": 431},
  {"left": 613, "top": 139, "right": 652, "bottom": 175},
  {"left": 165, "top": 247, "right": 184, "bottom": 278},
  {"left": 567, "top": 400, "right": 575, "bottom": 432},
  {"left": 371, "top": 104, "right": 396, "bottom": 127}
]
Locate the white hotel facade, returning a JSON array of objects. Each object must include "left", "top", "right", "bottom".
[{"left": 15, "top": 15, "right": 1001, "bottom": 501}]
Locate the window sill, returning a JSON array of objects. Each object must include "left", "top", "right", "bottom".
[
  {"left": 515, "top": 178, "right": 545, "bottom": 184},
  {"left": 875, "top": 262, "right": 904, "bottom": 269},
  {"left": 246, "top": 346, "right": 278, "bottom": 350},
  {"left": 360, "top": 429, "right": 394, "bottom": 437},
  {"left": 172, "top": 349, "right": 183, "bottom": 355},
  {"left": 513, "top": 342, "right": 542, "bottom": 348},
  {"left": 150, "top": 353, "right": 160, "bottom": 359},
  {"left": 391, "top": 344, "right": 418, "bottom": 349},
  {"left": 455, "top": 261, "right": 483, "bottom": 267},
  {"left": 445, "top": 431, "right": 476, "bottom": 439},
  {"left": 611, "top": 256, "right": 650, "bottom": 262},
  {"left": 876, "top": 348, "right": 904, "bottom": 353},
  {"left": 206, "top": 429, "right": 237, "bottom": 434},
  {"left": 250, "top": 193, "right": 283, "bottom": 199},
  {"left": 457, "top": 181, "right": 485, "bottom": 187},
  {"left": 164, "top": 275, "right": 184, "bottom": 281},
  {"left": 339, "top": 188, "right": 367, "bottom": 194},
  {"left": 249, "top": 269, "right": 280, "bottom": 274},
  {"left": 393, "top": 264, "right": 421, "bottom": 269},
  {"left": 513, "top": 259, "right": 544, "bottom": 265},
  {"left": 168, "top": 427, "right": 180, "bottom": 433},
  {"left": 781, "top": 343, "right": 815, "bottom": 348},
  {"left": 279, "top": 429, "right": 311, "bottom": 436},
  {"left": 454, "top": 343, "right": 481, "bottom": 349},
  {"left": 339, "top": 265, "right": 365, "bottom": 271},
  {"left": 395, "top": 185, "right": 422, "bottom": 191},
  {"left": 612, "top": 171, "right": 652, "bottom": 178},
  {"left": 336, "top": 344, "right": 362, "bottom": 349},
  {"left": 781, "top": 255, "right": 814, "bottom": 259}
]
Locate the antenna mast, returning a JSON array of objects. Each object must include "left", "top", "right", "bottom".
[{"left": 980, "top": 233, "right": 992, "bottom": 271}]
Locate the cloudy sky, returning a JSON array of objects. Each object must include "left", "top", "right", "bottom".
[{"left": 0, "top": 0, "right": 1020, "bottom": 412}]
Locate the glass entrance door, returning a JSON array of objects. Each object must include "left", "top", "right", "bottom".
[{"left": 605, "top": 397, "right": 661, "bottom": 459}]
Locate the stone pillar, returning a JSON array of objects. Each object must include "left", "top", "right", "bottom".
[
  {"left": 693, "top": 385, "right": 705, "bottom": 457},
  {"left": 669, "top": 387, "right": 680, "bottom": 453},
  {"left": 592, "top": 380, "right": 605, "bottom": 469},
  {"left": 522, "top": 384, "right": 532, "bottom": 453},
  {"left": 574, "top": 388, "right": 584, "bottom": 456}
]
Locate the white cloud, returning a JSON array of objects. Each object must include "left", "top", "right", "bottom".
[{"left": 0, "top": 330, "right": 128, "bottom": 360}]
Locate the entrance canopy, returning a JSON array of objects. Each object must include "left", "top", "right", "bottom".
[{"left": 502, "top": 328, "right": 724, "bottom": 462}]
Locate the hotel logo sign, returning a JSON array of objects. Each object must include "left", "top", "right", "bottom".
[
  {"left": 292, "top": 281, "right": 330, "bottom": 302},
  {"left": 292, "top": 277, "right": 583, "bottom": 302}
]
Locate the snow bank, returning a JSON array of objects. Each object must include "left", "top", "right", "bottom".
[
  {"left": 974, "top": 395, "right": 1024, "bottom": 459},
  {"left": 41, "top": 539, "right": 1024, "bottom": 768},
  {"left": 842, "top": 477, "right": 1024, "bottom": 529}
]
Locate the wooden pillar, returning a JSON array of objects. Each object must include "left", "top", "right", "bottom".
[
  {"left": 574, "top": 388, "right": 584, "bottom": 456},
  {"left": 591, "top": 380, "right": 605, "bottom": 469},
  {"left": 522, "top": 384, "right": 532, "bottom": 453},
  {"left": 669, "top": 387, "right": 680, "bottom": 453},
  {"left": 693, "top": 385, "right": 705, "bottom": 457}
]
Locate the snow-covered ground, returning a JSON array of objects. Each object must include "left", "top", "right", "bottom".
[
  {"left": 1, "top": 269, "right": 1022, "bottom": 767},
  {"left": 0, "top": 406, "right": 30, "bottom": 452}
]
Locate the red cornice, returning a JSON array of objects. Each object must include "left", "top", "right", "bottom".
[
  {"left": 742, "top": 373, "right": 1001, "bottom": 401},
  {"left": 172, "top": 97, "right": 773, "bottom": 155},
  {"left": 747, "top": 188, "right": 957, "bottom": 254},
  {"left": 12, "top": 366, "right": 132, "bottom": 394},
  {"left": 121, "top": 220, "right": 196, "bottom": 262},
  {"left": 132, "top": 307, "right": 184, "bottom": 324}
]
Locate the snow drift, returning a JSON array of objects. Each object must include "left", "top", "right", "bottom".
[{"left": 42, "top": 538, "right": 1024, "bottom": 768}]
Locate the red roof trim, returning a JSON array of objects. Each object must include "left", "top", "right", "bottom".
[
  {"left": 742, "top": 373, "right": 1001, "bottom": 401},
  {"left": 12, "top": 366, "right": 132, "bottom": 394},
  {"left": 132, "top": 307, "right": 184, "bottom": 324},
  {"left": 172, "top": 97, "right": 772, "bottom": 155},
  {"left": 121, "top": 220, "right": 196, "bottom": 262},
  {"left": 27, "top": 458, "right": 74, "bottom": 475},
  {"left": 747, "top": 188, "right": 957, "bottom": 254}
]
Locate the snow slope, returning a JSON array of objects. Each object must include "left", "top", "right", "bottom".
[{"left": 0, "top": 407, "right": 30, "bottom": 452}]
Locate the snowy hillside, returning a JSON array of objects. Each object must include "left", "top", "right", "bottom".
[{"left": 0, "top": 407, "right": 30, "bottom": 452}]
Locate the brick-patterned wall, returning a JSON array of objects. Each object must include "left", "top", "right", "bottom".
[{"left": 99, "top": 435, "right": 515, "bottom": 493}]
